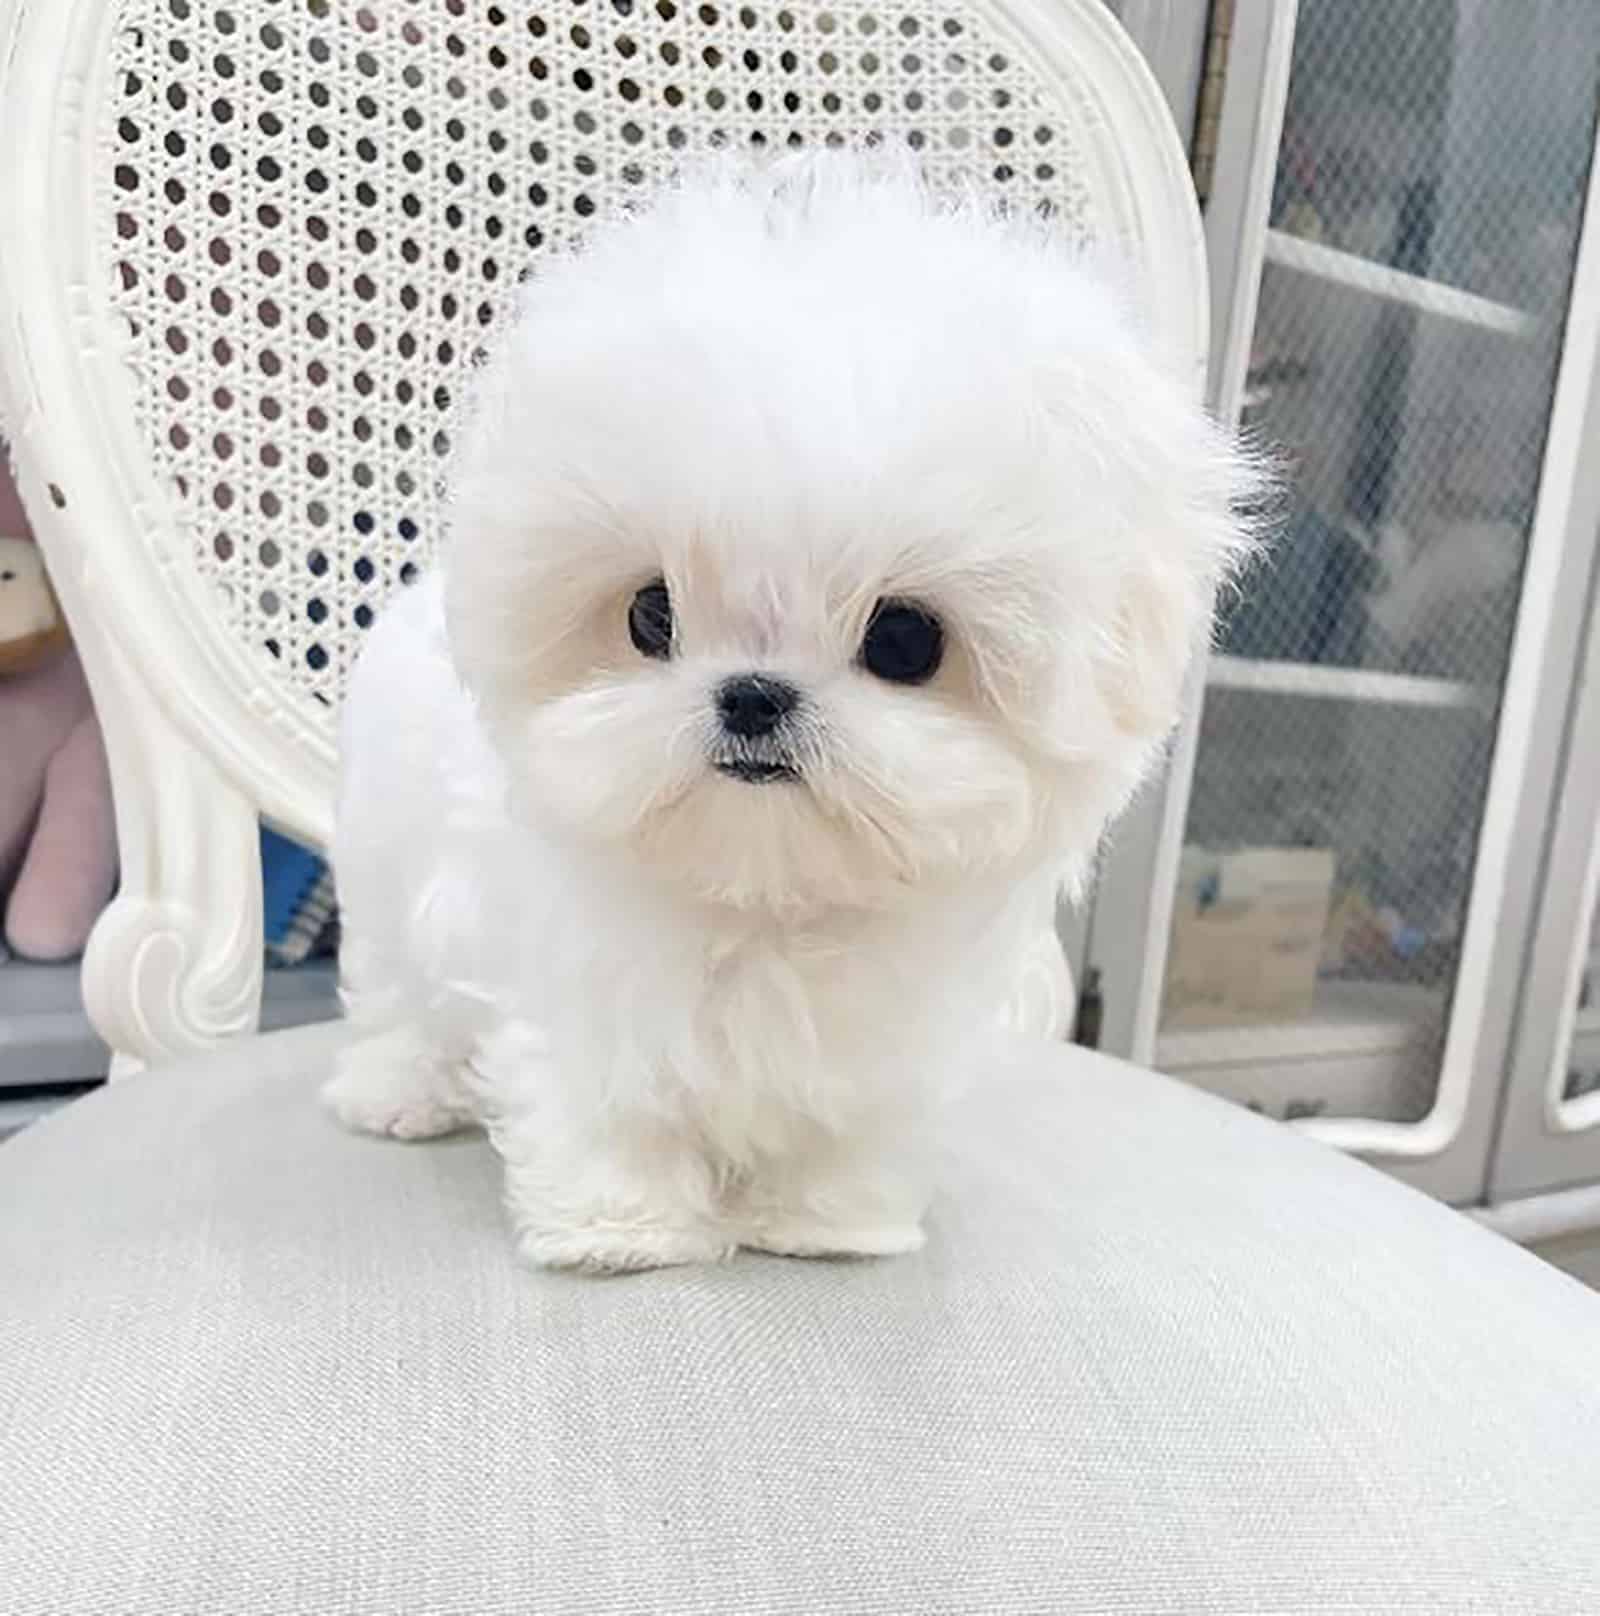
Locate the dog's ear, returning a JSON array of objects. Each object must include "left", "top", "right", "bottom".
[
  {"left": 1081, "top": 387, "right": 1264, "bottom": 746},
  {"left": 1024, "top": 298, "right": 1259, "bottom": 749},
  {"left": 1099, "top": 555, "right": 1208, "bottom": 741}
]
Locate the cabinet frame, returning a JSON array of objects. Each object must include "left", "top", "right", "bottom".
[{"left": 1491, "top": 540, "right": 1600, "bottom": 1202}]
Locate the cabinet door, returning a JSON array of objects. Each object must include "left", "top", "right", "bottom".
[
  {"left": 1098, "top": 0, "right": 1600, "bottom": 1201},
  {"left": 1492, "top": 572, "right": 1600, "bottom": 1202}
]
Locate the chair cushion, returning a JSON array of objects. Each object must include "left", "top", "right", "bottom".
[{"left": 3, "top": 1023, "right": 1600, "bottom": 1614}]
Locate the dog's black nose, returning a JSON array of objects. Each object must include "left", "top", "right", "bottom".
[{"left": 717, "top": 675, "right": 799, "bottom": 738}]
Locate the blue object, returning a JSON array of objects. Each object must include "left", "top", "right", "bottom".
[{"left": 260, "top": 826, "right": 329, "bottom": 953}]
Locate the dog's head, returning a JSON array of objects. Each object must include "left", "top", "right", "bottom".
[{"left": 446, "top": 158, "right": 1256, "bottom": 916}]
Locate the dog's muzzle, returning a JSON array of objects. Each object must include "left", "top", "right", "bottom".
[{"left": 716, "top": 757, "right": 800, "bottom": 784}]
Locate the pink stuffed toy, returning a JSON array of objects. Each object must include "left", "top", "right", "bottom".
[{"left": 0, "top": 454, "right": 118, "bottom": 961}]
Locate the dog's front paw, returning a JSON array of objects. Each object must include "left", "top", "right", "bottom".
[
  {"left": 743, "top": 1218, "right": 926, "bottom": 1260},
  {"left": 322, "top": 1028, "right": 475, "bottom": 1141},
  {"left": 515, "top": 1222, "right": 735, "bottom": 1274}
]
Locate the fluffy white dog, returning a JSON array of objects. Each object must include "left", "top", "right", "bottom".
[{"left": 324, "top": 157, "right": 1253, "bottom": 1272}]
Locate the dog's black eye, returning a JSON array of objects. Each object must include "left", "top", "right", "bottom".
[
  {"left": 861, "top": 598, "right": 944, "bottom": 684},
  {"left": 628, "top": 577, "right": 673, "bottom": 660}
]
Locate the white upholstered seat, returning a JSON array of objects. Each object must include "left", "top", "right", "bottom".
[{"left": 7, "top": 1027, "right": 1600, "bottom": 1612}]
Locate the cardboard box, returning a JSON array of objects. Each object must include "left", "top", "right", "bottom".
[{"left": 1163, "top": 846, "right": 1337, "bottom": 1028}]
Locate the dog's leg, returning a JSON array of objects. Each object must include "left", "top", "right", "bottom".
[
  {"left": 739, "top": 1136, "right": 931, "bottom": 1259},
  {"left": 494, "top": 1100, "right": 735, "bottom": 1273},
  {"left": 321, "top": 1023, "right": 479, "bottom": 1141}
]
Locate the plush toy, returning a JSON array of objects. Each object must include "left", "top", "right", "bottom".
[{"left": 0, "top": 475, "right": 118, "bottom": 961}]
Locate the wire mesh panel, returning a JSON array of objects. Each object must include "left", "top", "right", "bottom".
[
  {"left": 1159, "top": 0, "right": 1600, "bottom": 1122},
  {"left": 104, "top": 0, "right": 1124, "bottom": 717}
]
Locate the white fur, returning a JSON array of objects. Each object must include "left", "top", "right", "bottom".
[{"left": 324, "top": 156, "right": 1255, "bottom": 1272}]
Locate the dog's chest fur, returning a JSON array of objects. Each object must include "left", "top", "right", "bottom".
[{"left": 522, "top": 868, "right": 1021, "bottom": 1165}]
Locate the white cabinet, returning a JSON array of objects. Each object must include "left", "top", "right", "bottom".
[
  {"left": 1492, "top": 580, "right": 1600, "bottom": 1203},
  {"left": 1087, "top": 0, "right": 1600, "bottom": 1209}
]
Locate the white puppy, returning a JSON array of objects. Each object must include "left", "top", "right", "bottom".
[{"left": 324, "top": 157, "right": 1253, "bottom": 1272}]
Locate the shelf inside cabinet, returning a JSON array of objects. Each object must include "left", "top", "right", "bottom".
[
  {"left": 1263, "top": 229, "right": 1536, "bottom": 337},
  {"left": 1207, "top": 655, "right": 1488, "bottom": 710},
  {"left": 1156, "top": 982, "right": 1445, "bottom": 1126},
  {"left": 1157, "top": 980, "right": 1443, "bottom": 1069}
]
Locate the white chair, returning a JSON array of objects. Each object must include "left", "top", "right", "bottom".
[{"left": 4, "top": 3, "right": 1600, "bottom": 1611}]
